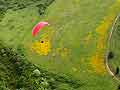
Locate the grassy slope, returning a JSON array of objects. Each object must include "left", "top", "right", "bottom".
[
  {"left": 0, "top": 42, "right": 84, "bottom": 90},
  {"left": 109, "top": 16, "right": 120, "bottom": 75},
  {"left": 0, "top": 0, "right": 120, "bottom": 90}
]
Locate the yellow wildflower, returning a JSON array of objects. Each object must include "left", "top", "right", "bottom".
[
  {"left": 90, "top": 53, "right": 106, "bottom": 74},
  {"left": 96, "top": 14, "right": 115, "bottom": 36},
  {"left": 31, "top": 39, "right": 51, "bottom": 55}
]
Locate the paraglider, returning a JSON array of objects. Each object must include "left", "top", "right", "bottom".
[{"left": 32, "top": 21, "right": 49, "bottom": 36}]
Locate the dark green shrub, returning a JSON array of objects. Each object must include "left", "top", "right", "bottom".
[{"left": 107, "top": 51, "right": 114, "bottom": 60}]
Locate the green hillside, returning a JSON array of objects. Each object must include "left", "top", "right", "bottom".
[{"left": 0, "top": 0, "right": 120, "bottom": 90}]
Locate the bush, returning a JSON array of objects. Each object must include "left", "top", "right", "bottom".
[
  {"left": 107, "top": 51, "right": 114, "bottom": 60},
  {"left": 0, "top": 0, "right": 55, "bottom": 22},
  {"left": 0, "top": 41, "right": 83, "bottom": 90}
]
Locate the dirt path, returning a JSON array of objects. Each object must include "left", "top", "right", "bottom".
[{"left": 105, "top": 14, "right": 120, "bottom": 81}]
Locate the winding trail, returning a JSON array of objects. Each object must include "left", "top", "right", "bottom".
[{"left": 105, "top": 14, "right": 120, "bottom": 81}]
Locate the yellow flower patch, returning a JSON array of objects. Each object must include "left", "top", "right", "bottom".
[
  {"left": 89, "top": 1, "right": 120, "bottom": 75},
  {"left": 96, "top": 14, "right": 116, "bottom": 36},
  {"left": 31, "top": 39, "right": 51, "bottom": 55},
  {"left": 96, "top": 0, "right": 120, "bottom": 36},
  {"left": 90, "top": 53, "right": 106, "bottom": 74},
  {"left": 97, "top": 37, "right": 106, "bottom": 50}
]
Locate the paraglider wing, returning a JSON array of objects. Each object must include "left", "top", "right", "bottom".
[{"left": 32, "top": 22, "right": 49, "bottom": 36}]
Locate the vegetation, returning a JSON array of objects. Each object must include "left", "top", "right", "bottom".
[
  {"left": 0, "top": 41, "right": 83, "bottom": 90},
  {"left": 108, "top": 16, "right": 120, "bottom": 77},
  {"left": 0, "top": 0, "right": 54, "bottom": 21},
  {"left": 0, "top": 0, "right": 120, "bottom": 90},
  {"left": 107, "top": 51, "right": 114, "bottom": 60}
]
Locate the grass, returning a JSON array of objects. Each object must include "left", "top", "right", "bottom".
[
  {"left": 0, "top": 42, "right": 83, "bottom": 90},
  {"left": 108, "top": 15, "right": 120, "bottom": 76},
  {"left": 0, "top": 0, "right": 120, "bottom": 90}
]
